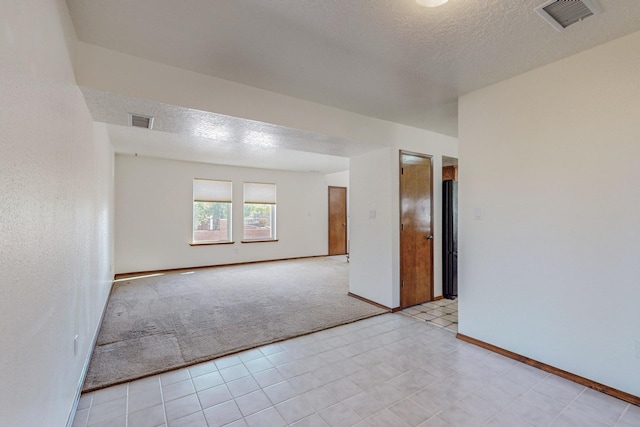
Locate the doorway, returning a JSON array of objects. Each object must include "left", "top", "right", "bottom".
[
  {"left": 328, "top": 186, "right": 348, "bottom": 255},
  {"left": 400, "top": 151, "right": 434, "bottom": 308},
  {"left": 442, "top": 156, "right": 458, "bottom": 300}
]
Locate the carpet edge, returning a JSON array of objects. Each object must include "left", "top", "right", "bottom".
[{"left": 82, "top": 310, "right": 387, "bottom": 393}]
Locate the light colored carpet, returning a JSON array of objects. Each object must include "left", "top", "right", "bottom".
[{"left": 83, "top": 256, "right": 386, "bottom": 392}]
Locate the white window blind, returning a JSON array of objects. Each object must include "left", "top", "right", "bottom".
[
  {"left": 244, "top": 183, "right": 276, "bottom": 204},
  {"left": 193, "top": 179, "right": 232, "bottom": 202}
]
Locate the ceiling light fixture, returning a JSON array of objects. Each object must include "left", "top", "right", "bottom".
[{"left": 416, "top": 0, "right": 448, "bottom": 7}]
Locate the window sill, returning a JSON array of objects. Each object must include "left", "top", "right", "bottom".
[
  {"left": 189, "top": 241, "right": 235, "bottom": 246},
  {"left": 241, "top": 239, "right": 279, "bottom": 244}
]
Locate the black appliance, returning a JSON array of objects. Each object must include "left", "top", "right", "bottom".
[{"left": 443, "top": 180, "right": 458, "bottom": 299}]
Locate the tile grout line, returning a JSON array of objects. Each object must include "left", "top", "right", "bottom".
[
  {"left": 84, "top": 394, "right": 93, "bottom": 427},
  {"left": 549, "top": 386, "right": 587, "bottom": 426},
  {"left": 157, "top": 377, "right": 168, "bottom": 427},
  {"left": 479, "top": 367, "right": 553, "bottom": 426},
  {"left": 615, "top": 404, "right": 630, "bottom": 426},
  {"left": 241, "top": 357, "right": 262, "bottom": 425},
  {"left": 124, "top": 383, "right": 129, "bottom": 427}
]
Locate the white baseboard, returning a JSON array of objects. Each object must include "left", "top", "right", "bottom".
[{"left": 66, "top": 278, "right": 115, "bottom": 427}]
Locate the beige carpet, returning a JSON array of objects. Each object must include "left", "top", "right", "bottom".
[{"left": 83, "top": 256, "right": 386, "bottom": 392}]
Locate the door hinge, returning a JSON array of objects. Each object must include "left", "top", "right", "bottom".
[
  {"left": 401, "top": 280, "right": 404, "bottom": 288},
  {"left": 401, "top": 167, "right": 404, "bottom": 175},
  {"left": 401, "top": 223, "right": 404, "bottom": 231}
]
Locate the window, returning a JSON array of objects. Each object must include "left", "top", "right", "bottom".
[
  {"left": 193, "top": 179, "right": 232, "bottom": 243},
  {"left": 243, "top": 183, "right": 276, "bottom": 241}
]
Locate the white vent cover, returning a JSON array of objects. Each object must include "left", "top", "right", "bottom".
[
  {"left": 128, "top": 113, "right": 154, "bottom": 129},
  {"left": 535, "top": 0, "right": 602, "bottom": 31}
]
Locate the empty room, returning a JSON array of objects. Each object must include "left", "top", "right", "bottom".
[{"left": 1, "top": 1, "right": 639, "bottom": 427}]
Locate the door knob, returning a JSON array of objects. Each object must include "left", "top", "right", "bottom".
[{"left": 426, "top": 235, "right": 433, "bottom": 240}]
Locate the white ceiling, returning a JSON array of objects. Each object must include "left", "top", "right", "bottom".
[{"left": 67, "top": 0, "right": 640, "bottom": 172}]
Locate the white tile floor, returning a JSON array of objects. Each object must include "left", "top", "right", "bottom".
[
  {"left": 401, "top": 299, "right": 458, "bottom": 333},
  {"left": 73, "top": 313, "right": 639, "bottom": 427}
]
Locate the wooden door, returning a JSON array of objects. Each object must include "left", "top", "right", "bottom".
[
  {"left": 400, "top": 152, "right": 433, "bottom": 308},
  {"left": 328, "top": 186, "right": 348, "bottom": 255}
]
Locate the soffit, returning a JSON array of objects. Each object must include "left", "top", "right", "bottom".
[{"left": 82, "top": 88, "right": 357, "bottom": 173}]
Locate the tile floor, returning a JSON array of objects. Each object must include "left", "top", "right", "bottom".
[
  {"left": 401, "top": 298, "right": 458, "bottom": 333},
  {"left": 72, "top": 313, "right": 638, "bottom": 427}
]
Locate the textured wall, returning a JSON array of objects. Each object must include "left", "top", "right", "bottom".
[
  {"left": 0, "top": 1, "right": 114, "bottom": 425},
  {"left": 349, "top": 148, "right": 395, "bottom": 307},
  {"left": 459, "top": 31, "right": 640, "bottom": 396}
]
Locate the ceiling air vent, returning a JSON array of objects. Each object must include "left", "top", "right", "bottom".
[
  {"left": 129, "top": 113, "right": 154, "bottom": 129},
  {"left": 535, "top": 0, "right": 601, "bottom": 31}
]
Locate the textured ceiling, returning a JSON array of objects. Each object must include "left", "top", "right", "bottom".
[
  {"left": 81, "top": 88, "right": 366, "bottom": 173},
  {"left": 66, "top": 0, "right": 640, "bottom": 171},
  {"left": 107, "top": 124, "right": 350, "bottom": 174}
]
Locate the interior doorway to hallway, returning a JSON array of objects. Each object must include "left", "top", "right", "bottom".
[{"left": 403, "top": 154, "right": 458, "bottom": 331}]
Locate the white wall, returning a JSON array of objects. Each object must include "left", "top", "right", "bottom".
[
  {"left": 115, "top": 155, "right": 333, "bottom": 273},
  {"left": 325, "top": 170, "right": 349, "bottom": 188},
  {"left": 458, "top": 30, "right": 640, "bottom": 396},
  {"left": 0, "top": 1, "right": 114, "bottom": 426},
  {"left": 349, "top": 148, "right": 395, "bottom": 306}
]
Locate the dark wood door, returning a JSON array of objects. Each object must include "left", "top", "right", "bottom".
[
  {"left": 328, "top": 186, "right": 347, "bottom": 255},
  {"left": 400, "top": 152, "right": 433, "bottom": 308}
]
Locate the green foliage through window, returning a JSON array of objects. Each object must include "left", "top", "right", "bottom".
[
  {"left": 193, "top": 201, "right": 231, "bottom": 242},
  {"left": 243, "top": 203, "right": 275, "bottom": 240}
]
